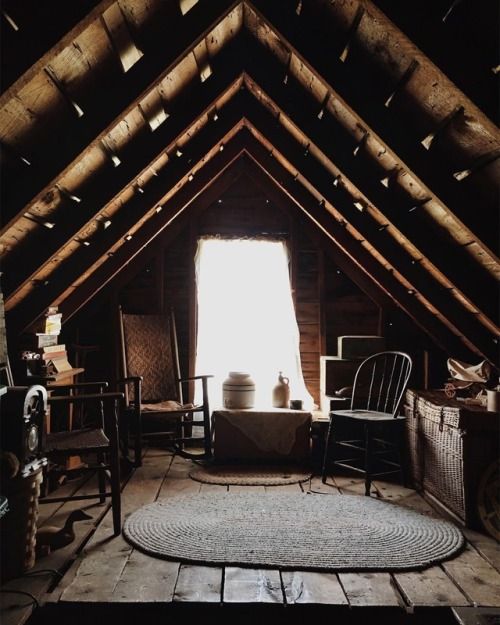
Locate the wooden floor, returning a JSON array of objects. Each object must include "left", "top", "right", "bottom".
[{"left": 2, "top": 448, "right": 500, "bottom": 625}]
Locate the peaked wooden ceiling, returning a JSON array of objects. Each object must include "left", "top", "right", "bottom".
[{"left": 1, "top": 0, "right": 499, "bottom": 363}]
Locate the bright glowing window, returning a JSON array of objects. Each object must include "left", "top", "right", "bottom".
[{"left": 194, "top": 237, "right": 313, "bottom": 408}]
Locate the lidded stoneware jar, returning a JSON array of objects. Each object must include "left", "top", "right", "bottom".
[
  {"left": 222, "top": 372, "right": 256, "bottom": 409},
  {"left": 272, "top": 372, "right": 290, "bottom": 408}
]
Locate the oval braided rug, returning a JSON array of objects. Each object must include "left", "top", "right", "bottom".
[
  {"left": 124, "top": 493, "right": 464, "bottom": 571},
  {"left": 189, "top": 464, "right": 312, "bottom": 486}
]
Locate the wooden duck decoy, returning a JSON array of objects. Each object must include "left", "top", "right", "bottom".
[{"left": 36, "top": 509, "right": 92, "bottom": 556}]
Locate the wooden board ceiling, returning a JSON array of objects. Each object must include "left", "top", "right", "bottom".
[{"left": 1, "top": 0, "right": 498, "bottom": 363}]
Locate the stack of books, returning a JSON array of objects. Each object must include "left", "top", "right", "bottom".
[
  {"left": 21, "top": 307, "right": 73, "bottom": 375},
  {"left": 38, "top": 343, "right": 73, "bottom": 374}
]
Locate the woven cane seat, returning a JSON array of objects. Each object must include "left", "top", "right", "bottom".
[
  {"left": 45, "top": 428, "right": 109, "bottom": 453},
  {"left": 332, "top": 409, "right": 406, "bottom": 423}
]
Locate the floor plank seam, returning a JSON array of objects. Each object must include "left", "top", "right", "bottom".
[
  {"left": 220, "top": 565, "right": 226, "bottom": 604},
  {"left": 110, "top": 548, "right": 135, "bottom": 598},
  {"left": 440, "top": 562, "right": 477, "bottom": 606},
  {"left": 465, "top": 536, "right": 500, "bottom": 574},
  {"left": 336, "top": 572, "right": 352, "bottom": 608},
  {"left": 278, "top": 570, "right": 288, "bottom": 605},
  {"left": 24, "top": 451, "right": 500, "bottom": 612},
  {"left": 389, "top": 573, "right": 412, "bottom": 611}
]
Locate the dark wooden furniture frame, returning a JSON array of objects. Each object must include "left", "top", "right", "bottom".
[
  {"left": 118, "top": 308, "right": 212, "bottom": 467},
  {"left": 322, "top": 351, "right": 412, "bottom": 495},
  {"left": 40, "top": 383, "right": 123, "bottom": 535}
]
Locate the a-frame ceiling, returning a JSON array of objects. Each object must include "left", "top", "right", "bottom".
[{"left": 1, "top": 0, "right": 498, "bottom": 363}]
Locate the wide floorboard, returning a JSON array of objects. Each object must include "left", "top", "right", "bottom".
[{"left": 2, "top": 448, "right": 499, "bottom": 625}]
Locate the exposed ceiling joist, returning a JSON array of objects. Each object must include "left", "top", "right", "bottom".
[
  {"left": 243, "top": 4, "right": 500, "bottom": 275},
  {"left": 0, "top": 0, "right": 242, "bottom": 234},
  {"left": 2, "top": 72, "right": 244, "bottom": 306},
  {"left": 6, "top": 119, "right": 247, "bottom": 333},
  {"left": 58, "top": 143, "right": 249, "bottom": 323},
  {"left": 1, "top": 0, "right": 498, "bottom": 365}
]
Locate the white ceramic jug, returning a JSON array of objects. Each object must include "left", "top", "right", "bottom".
[{"left": 272, "top": 372, "right": 290, "bottom": 408}]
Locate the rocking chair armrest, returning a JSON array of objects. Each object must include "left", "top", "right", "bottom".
[
  {"left": 48, "top": 392, "right": 124, "bottom": 403},
  {"left": 48, "top": 381, "right": 109, "bottom": 391},
  {"left": 178, "top": 375, "right": 214, "bottom": 382}
]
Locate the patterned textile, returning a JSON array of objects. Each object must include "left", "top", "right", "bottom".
[{"left": 122, "top": 313, "right": 179, "bottom": 403}]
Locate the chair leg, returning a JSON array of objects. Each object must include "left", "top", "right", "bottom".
[
  {"left": 119, "top": 413, "right": 134, "bottom": 467},
  {"left": 110, "top": 454, "right": 121, "bottom": 536},
  {"left": 203, "top": 405, "right": 212, "bottom": 459},
  {"left": 364, "top": 424, "right": 372, "bottom": 496},
  {"left": 134, "top": 412, "right": 143, "bottom": 468},
  {"left": 321, "top": 419, "right": 334, "bottom": 483},
  {"left": 109, "top": 403, "right": 122, "bottom": 536},
  {"left": 397, "top": 423, "right": 407, "bottom": 487},
  {"left": 97, "top": 452, "right": 106, "bottom": 503},
  {"left": 40, "top": 463, "right": 49, "bottom": 498}
]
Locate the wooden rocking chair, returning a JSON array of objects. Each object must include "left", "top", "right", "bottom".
[{"left": 118, "top": 307, "right": 213, "bottom": 467}]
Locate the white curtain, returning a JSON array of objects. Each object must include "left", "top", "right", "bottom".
[{"left": 194, "top": 237, "right": 313, "bottom": 409}]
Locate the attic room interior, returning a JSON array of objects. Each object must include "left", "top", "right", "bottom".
[{"left": 0, "top": 1, "right": 499, "bottom": 624}]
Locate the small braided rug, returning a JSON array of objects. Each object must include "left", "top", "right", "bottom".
[
  {"left": 124, "top": 493, "right": 464, "bottom": 571},
  {"left": 189, "top": 464, "right": 312, "bottom": 486}
]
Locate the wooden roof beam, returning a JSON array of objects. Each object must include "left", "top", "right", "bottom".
[
  {"left": 11, "top": 122, "right": 475, "bottom": 360},
  {"left": 241, "top": 156, "right": 395, "bottom": 312},
  {"left": 245, "top": 2, "right": 500, "bottom": 271},
  {"left": 1, "top": 0, "right": 242, "bottom": 232},
  {"left": 238, "top": 100, "right": 497, "bottom": 361},
  {"left": 63, "top": 151, "right": 393, "bottom": 333},
  {"left": 2, "top": 61, "right": 244, "bottom": 305},
  {"left": 6, "top": 112, "right": 246, "bottom": 334},
  {"left": 236, "top": 50, "right": 499, "bottom": 327},
  {"left": 0, "top": 0, "right": 116, "bottom": 98},
  {"left": 240, "top": 135, "right": 471, "bottom": 359},
  {"left": 58, "top": 146, "right": 248, "bottom": 324},
  {"left": 7, "top": 80, "right": 495, "bottom": 358}
]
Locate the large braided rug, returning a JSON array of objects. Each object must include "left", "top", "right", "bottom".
[
  {"left": 123, "top": 493, "right": 464, "bottom": 571},
  {"left": 189, "top": 464, "right": 312, "bottom": 486}
]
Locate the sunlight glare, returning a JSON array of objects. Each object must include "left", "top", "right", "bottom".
[{"left": 195, "top": 238, "right": 313, "bottom": 408}]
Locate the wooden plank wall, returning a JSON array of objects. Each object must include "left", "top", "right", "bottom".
[
  {"left": 113, "top": 173, "right": 392, "bottom": 405},
  {"left": 292, "top": 234, "right": 323, "bottom": 404},
  {"left": 323, "top": 253, "right": 380, "bottom": 355}
]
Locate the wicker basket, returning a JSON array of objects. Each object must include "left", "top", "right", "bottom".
[
  {"left": 405, "top": 390, "right": 499, "bottom": 528},
  {"left": 0, "top": 468, "right": 43, "bottom": 581},
  {"left": 403, "top": 405, "right": 424, "bottom": 489}
]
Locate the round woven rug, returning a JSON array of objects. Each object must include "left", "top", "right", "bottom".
[
  {"left": 124, "top": 493, "right": 464, "bottom": 571},
  {"left": 189, "top": 464, "right": 312, "bottom": 486}
]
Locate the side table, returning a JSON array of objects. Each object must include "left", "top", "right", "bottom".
[{"left": 213, "top": 408, "right": 312, "bottom": 462}]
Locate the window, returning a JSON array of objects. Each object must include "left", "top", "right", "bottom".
[{"left": 194, "top": 237, "right": 313, "bottom": 408}]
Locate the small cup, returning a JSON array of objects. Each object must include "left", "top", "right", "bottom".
[
  {"left": 290, "top": 399, "right": 303, "bottom": 410},
  {"left": 486, "top": 390, "right": 500, "bottom": 413}
]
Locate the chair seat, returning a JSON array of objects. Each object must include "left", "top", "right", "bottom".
[
  {"left": 45, "top": 428, "right": 109, "bottom": 452},
  {"left": 331, "top": 409, "right": 406, "bottom": 423},
  {"left": 141, "top": 400, "right": 197, "bottom": 413}
]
